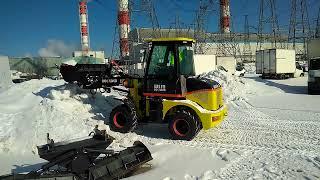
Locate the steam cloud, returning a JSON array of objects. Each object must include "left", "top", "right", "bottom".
[{"left": 38, "top": 39, "right": 76, "bottom": 57}]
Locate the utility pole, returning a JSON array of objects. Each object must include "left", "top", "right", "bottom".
[
  {"left": 257, "top": 0, "right": 282, "bottom": 51},
  {"left": 242, "top": 15, "right": 252, "bottom": 62},
  {"left": 288, "top": 0, "right": 311, "bottom": 60}
]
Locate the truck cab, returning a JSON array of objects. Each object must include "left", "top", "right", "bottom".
[
  {"left": 294, "top": 62, "right": 304, "bottom": 78},
  {"left": 307, "top": 39, "right": 320, "bottom": 94},
  {"left": 308, "top": 57, "right": 320, "bottom": 94}
]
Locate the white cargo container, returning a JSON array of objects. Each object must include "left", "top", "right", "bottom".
[
  {"left": 307, "top": 39, "right": 320, "bottom": 94},
  {"left": 216, "top": 56, "right": 236, "bottom": 75},
  {"left": 255, "top": 49, "right": 303, "bottom": 79},
  {"left": 263, "top": 50, "right": 271, "bottom": 74},
  {"left": 193, "top": 55, "right": 216, "bottom": 75},
  {"left": 255, "top": 50, "right": 263, "bottom": 74},
  {"left": 269, "top": 49, "right": 296, "bottom": 74}
]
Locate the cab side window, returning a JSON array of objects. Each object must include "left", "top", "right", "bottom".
[{"left": 178, "top": 46, "right": 195, "bottom": 76}]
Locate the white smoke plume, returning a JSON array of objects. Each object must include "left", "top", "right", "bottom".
[{"left": 38, "top": 39, "right": 76, "bottom": 57}]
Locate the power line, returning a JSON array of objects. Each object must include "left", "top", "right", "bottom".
[
  {"left": 257, "top": 0, "right": 283, "bottom": 50},
  {"left": 288, "top": 0, "right": 312, "bottom": 60}
]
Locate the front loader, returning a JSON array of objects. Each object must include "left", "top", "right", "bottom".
[{"left": 60, "top": 38, "right": 228, "bottom": 141}]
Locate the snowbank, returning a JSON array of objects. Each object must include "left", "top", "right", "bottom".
[
  {"left": 0, "top": 80, "right": 112, "bottom": 154},
  {"left": 244, "top": 63, "right": 256, "bottom": 74},
  {"left": 200, "top": 70, "right": 248, "bottom": 103}
]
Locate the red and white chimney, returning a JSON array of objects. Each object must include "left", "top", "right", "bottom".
[
  {"left": 79, "top": 0, "right": 90, "bottom": 53},
  {"left": 220, "top": 0, "right": 231, "bottom": 34},
  {"left": 118, "top": 0, "right": 130, "bottom": 58}
]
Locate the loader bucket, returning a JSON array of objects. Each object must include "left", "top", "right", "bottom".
[
  {"left": 37, "top": 135, "right": 114, "bottom": 162},
  {"left": 89, "top": 141, "right": 153, "bottom": 180}
]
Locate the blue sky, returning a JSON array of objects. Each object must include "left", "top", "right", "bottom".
[{"left": 1, "top": 0, "right": 319, "bottom": 57}]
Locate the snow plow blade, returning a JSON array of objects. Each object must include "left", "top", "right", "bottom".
[{"left": 1, "top": 129, "right": 152, "bottom": 180}]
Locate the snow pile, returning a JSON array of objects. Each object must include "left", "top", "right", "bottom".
[
  {"left": 0, "top": 81, "right": 112, "bottom": 154},
  {"left": 201, "top": 70, "right": 248, "bottom": 103},
  {"left": 244, "top": 63, "right": 256, "bottom": 74},
  {"left": 62, "top": 59, "right": 77, "bottom": 66}
]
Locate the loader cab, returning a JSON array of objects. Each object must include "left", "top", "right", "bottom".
[{"left": 143, "top": 38, "right": 195, "bottom": 98}]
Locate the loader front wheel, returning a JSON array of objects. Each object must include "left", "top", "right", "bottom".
[
  {"left": 109, "top": 102, "right": 138, "bottom": 133},
  {"left": 168, "top": 110, "right": 201, "bottom": 141}
]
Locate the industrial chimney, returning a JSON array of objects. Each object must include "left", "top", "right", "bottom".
[
  {"left": 118, "top": 0, "right": 130, "bottom": 58},
  {"left": 79, "top": 0, "right": 90, "bottom": 54},
  {"left": 220, "top": 0, "right": 231, "bottom": 34}
]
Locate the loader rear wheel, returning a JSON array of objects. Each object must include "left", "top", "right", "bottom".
[
  {"left": 109, "top": 100, "right": 138, "bottom": 133},
  {"left": 168, "top": 110, "right": 201, "bottom": 141}
]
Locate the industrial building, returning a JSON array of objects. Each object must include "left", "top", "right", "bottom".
[{"left": 8, "top": 57, "right": 64, "bottom": 77}]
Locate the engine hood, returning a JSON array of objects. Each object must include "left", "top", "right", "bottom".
[{"left": 186, "top": 76, "right": 221, "bottom": 93}]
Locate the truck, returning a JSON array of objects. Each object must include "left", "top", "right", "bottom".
[
  {"left": 307, "top": 39, "right": 320, "bottom": 94},
  {"left": 255, "top": 49, "right": 304, "bottom": 79}
]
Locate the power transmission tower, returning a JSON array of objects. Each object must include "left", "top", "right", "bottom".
[
  {"left": 111, "top": 20, "right": 121, "bottom": 60},
  {"left": 288, "top": 0, "right": 312, "bottom": 60},
  {"left": 257, "top": 0, "right": 283, "bottom": 51},
  {"left": 194, "top": 0, "right": 214, "bottom": 54},
  {"left": 242, "top": 15, "right": 253, "bottom": 62},
  {"left": 315, "top": 7, "right": 320, "bottom": 38},
  {"left": 140, "top": 0, "right": 160, "bottom": 37}
]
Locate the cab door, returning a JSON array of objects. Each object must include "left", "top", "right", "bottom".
[{"left": 143, "top": 43, "right": 182, "bottom": 98}]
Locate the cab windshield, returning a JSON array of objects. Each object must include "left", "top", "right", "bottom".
[{"left": 309, "top": 58, "right": 320, "bottom": 70}]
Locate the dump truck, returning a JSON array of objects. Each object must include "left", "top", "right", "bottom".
[
  {"left": 256, "top": 49, "right": 304, "bottom": 79},
  {"left": 60, "top": 38, "right": 228, "bottom": 141}
]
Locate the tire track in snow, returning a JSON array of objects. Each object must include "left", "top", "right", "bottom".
[{"left": 166, "top": 101, "right": 320, "bottom": 180}]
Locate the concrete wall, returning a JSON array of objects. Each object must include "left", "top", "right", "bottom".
[
  {"left": 194, "top": 55, "right": 216, "bottom": 75},
  {"left": 127, "top": 55, "right": 237, "bottom": 76},
  {"left": 0, "top": 56, "right": 12, "bottom": 91}
]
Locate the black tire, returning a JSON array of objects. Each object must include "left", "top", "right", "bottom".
[
  {"left": 279, "top": 74, "right": 286, "bottom": 80},
  {"left": 168, "top": 110, "right": 201, "bottom": 141},
  {"left": 308, "top": 88, "right": 314, "bottom": 95},
  {"left": 109, "top": 99, "right": 138, "bottom": 133}
]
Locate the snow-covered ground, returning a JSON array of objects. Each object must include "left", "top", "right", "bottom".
[{"left": 0, "top": 73, "right": 319, "bottom": 179}]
